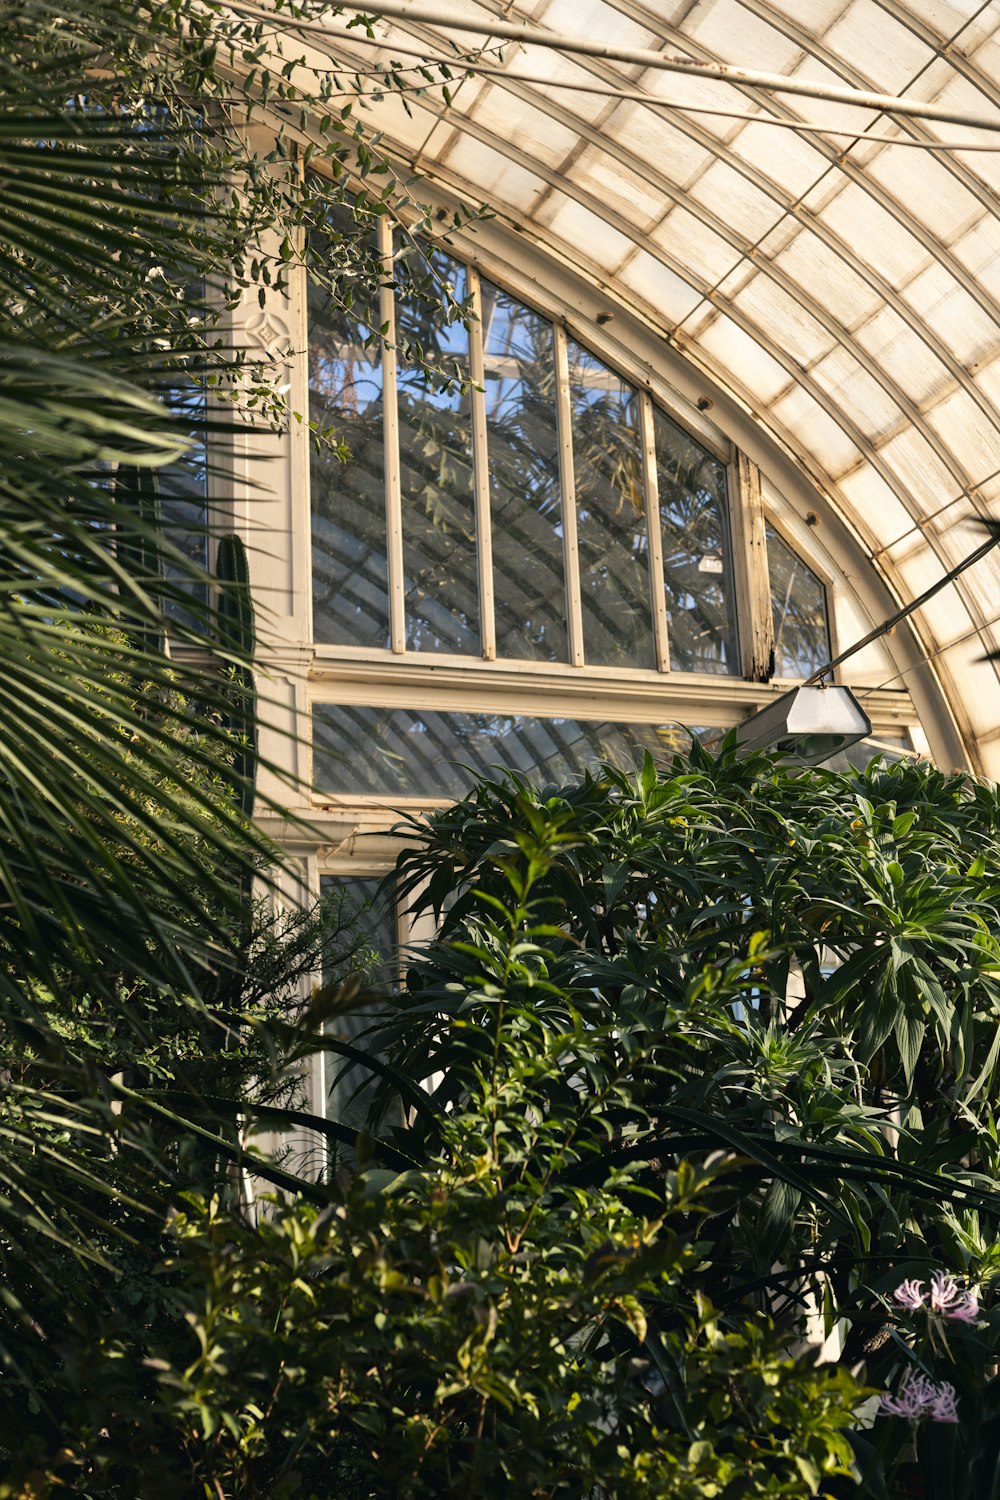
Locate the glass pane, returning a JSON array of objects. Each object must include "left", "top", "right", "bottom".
[
  {"left": 159, "top": 378, "right": 208, "bottom": 628},
  {"left": 822, "top": 733, "right": 914, "bottom": 772},
  {"left": 314, "top": 703, "right": 698, "bottom": 799},
  {"left": 319, "top": 875, "right": 395, "bottom": 1129},
  {"left": 767, "top": 523, "right": 831, "bottom": 677},
  {"left": 310, "top": 209, "right": 388, "bottom": 648},
  {"left": 319, "top": 875, "right": 395, "bottom": 987},
  {"left": 652, "top": 407, "right": 736, "bottom": 675},
  {"left": 395, "top": 249, "right": 478, "bottom": 654},
  {"left": 481, "top": 281, "right": 567, "bottom": 661},
  {"left": 567, "top": 341, "right": 653, "bottom": 669}
]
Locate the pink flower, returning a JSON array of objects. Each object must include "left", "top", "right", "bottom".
[
  {"left": 890, "top": 1269, "right": 981, "bottom": 1324},
  {"left": 929, "top": 1270, "right": 980, "bottom": 1324},
  {"left": 893, "top": 1278, "right": 925, "bottom": 1311},
  {"left": 880, "top": 1372, "right": 959, "bottom": 1425}
]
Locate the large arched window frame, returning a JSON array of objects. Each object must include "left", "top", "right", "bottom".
[
  {"left": 310, "top": 215, "right": 743, "bottom": 676},
  {"left": 300, "top": 213, "right": 922, "bottom": 813}
]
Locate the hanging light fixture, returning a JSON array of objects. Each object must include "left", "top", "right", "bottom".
[{"left": 733, "top": 684, "right": 872, "bottom": 766}]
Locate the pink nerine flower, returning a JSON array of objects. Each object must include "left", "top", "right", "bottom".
[
  {"left": 890, "top": 1269, "right": 980, "bottom": 1323},
  {"left": 929, "top": 1270, "right": 980, "bottom": 1323},
  {"left": 880, "top": 1372, "right": 959, "bottom": 1425},
  {"left": 893, "top": 1278, "right": 925, "bottom": 1311}
]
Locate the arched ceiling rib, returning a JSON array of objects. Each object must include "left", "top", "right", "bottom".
[{"left": 287, "top": 0, "right": 1000, "bottom": 772}]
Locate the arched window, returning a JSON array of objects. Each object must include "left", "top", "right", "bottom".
[
  {"left": 302, "top": 225, "right": 902, "bottom": 804},
  {"left": 309, "top": 233, "right": 740, "bottom": 675}
]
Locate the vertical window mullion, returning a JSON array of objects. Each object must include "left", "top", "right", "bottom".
[
  {"left": 554, "top": 325, "right": 585, "bottom": 667},
  {"left": 468, "top": 269, "right": 496, "bottom": 661},
  {"left": 378, "top": 215, "right": 405, "bottom": 654},
  {"left": 730, "top": 449, "right": 775, "bottom": 681},
  {"left": 640, "top": 392, "right": 670, "bottom": 672}
]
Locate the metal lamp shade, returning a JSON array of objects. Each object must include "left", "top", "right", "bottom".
[{"left": 734, "top": 685, "right": 872, "bottom": 766}]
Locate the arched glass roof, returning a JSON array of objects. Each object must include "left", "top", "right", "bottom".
[{"left": 280, "top": 0, "right": 1000, "bottom": 774}]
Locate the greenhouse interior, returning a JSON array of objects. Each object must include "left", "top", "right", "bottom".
[
  {"left": 7, "top": 0, "right": 1000, "bottom": 1494},
  {"left": 246, "top": 0, "right": 1000, "bottom": 990}
]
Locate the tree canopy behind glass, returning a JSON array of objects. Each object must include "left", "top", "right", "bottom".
[{"left": 767, "top": 521, "right": 831, "bottom": 676}]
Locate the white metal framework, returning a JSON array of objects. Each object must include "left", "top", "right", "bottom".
[{"left": 237, "top": 0, "right": 1000, "bottom": 790}]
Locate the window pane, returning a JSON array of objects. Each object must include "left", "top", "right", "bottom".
[
  {"left": 395, "top": 250, "right": 478, "bottom": 654},
  {"left": 482, "top": 282, "right": 567, "bottom": 661},
  {"left": 767, "top": 523, "right": 831, "bottom": 677},
  {"left": 158, "top": 378, "right": 208, "bottom": 627},
  {"left": 314, "top": 703, "right": 696, "bottom": 799},
  {"left": 310, "top": 213, "right": 388, "bottom": 648},
  {"left": 320, "top": 875, "right": 395, "bottom": 987},
  {"left": 567, "top": 341, "right": 653, "bottom": 668},
  {"left": 319, "top": 875, "right": 395, "bottom": 1129},
  {"left": 653, "top": 407, "right": 736, "bottom": 675}
]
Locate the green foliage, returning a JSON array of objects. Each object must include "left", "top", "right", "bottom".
[
  {"left": 5, "top": 1048, "right": 866, "bottom": 1498},
  {"left": 344, "top": 744, "right": 1000, "bottom": 1495},
  {"left": 3, "top": 2, "right": 999, "bottom": 1494},
  {"left": 0, "top": 0, "right": 456, "bottom": 1457},
  {"left": 215, "top": 533, "right": 258, "bottom": 822},
  {"left": 9, "top": 732, "right": 1000, "bottom": 1496}
]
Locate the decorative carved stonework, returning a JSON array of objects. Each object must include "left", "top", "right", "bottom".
[{"left": 242, "top": 300, "right": 292, "bottom": 363}]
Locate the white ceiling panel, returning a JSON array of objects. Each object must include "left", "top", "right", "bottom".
[
  {"left": 810, "top": 346, "right": 905, "bottom": 436},
  {"left": 813, "top": 183, "right": 932, "bottom": 289},
  {"left": 688, "top": 2, "right": 805, "bottom": 73},
  {"left": 770, "top": 382, "right": 865, "bottom": 475},
  {"left": 649, "top": 205, "right": 745, "bottom": 285},
  {"left": 900, "top": 262, "right": 1000, "bottom": 366},
  {"left": 732, "top": 272, "right": 836, "bottom": 366},
  {"left": 837, "top": 462, "right": 916, "bottom": 547},
  {"left": 726, "top": 118, "right": 830, "bottom": 197},
  {"left": 862, "top": 147, "right": 984, "bottom": 246},
  {"left": 768, "top": 227, "right": 883, "bottom": 327},
  {"left": 924, "top": 386, "right": 1000, "bottom": 485},
  {"left": 571, "top": 143, "right": 668, "bottom": 226},
  {"left": 617, "top": 249, "right": 705, "bottom": 325},
  {"left": 854, "top": 307, "right": 953, "bottom": 408},
  {"left": 824, "top": 1, "right": 935, "bottom": 92},
  {"left": 694, "top": 310, "right": 794, "bottom": 404},
  {"left": 687, "top": 158, "right": 787, "bottom": 242},
  {"left": 609, "top": 101, "right": 715, "bottom": 186},
  {"left": 467, "top": 86, "right": 581, "bottom": 167}
]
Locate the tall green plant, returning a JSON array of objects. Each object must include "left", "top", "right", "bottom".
[{"left": 342, "top": 745, "right": 1000, "bottom": 1495}]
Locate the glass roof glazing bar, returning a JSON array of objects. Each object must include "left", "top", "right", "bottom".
[
  {"left": 441, "top": 5, "right": 1000, "bottom": 434},
  {"left": 376, "top": 96, "right": 938, "bottom": 529},
  {"left": 370, "top": 114, "right": 997, "bottom": 610},
  {"left": 497, "top": 23, "right": 1000, "bottom": 438},
  {"left": 870, "top": 1, "right": 1000, "bottom": 111},
  {"left": 386, "top": 45, "right": 975, "bottom": 499},
  {"left": 316, "top": 26, "right": 1000, "bottom": 149},
  {"left": 324, "top": 23, "right": 1000, "bottom": 446},
  {"left": 730, "top": 0, "right": 1000, "bottom": 304},
  {"left": 288, "top": 0, "right": 1000, "bottom": 131},
  {"left": 590, "top": 0, "right": 1000, "bottom": 328}
]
